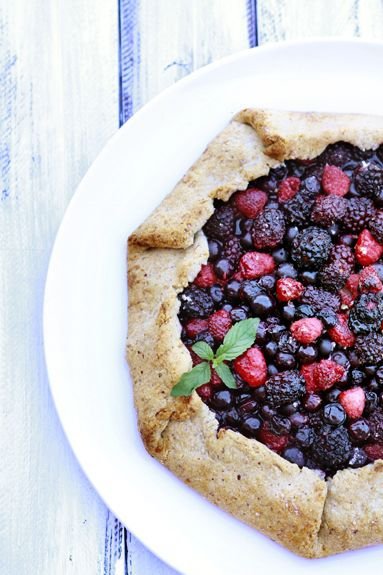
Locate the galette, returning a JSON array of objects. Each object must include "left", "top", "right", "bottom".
[{"left": 127, "top": 109, "right": 383, "bottom": 557}]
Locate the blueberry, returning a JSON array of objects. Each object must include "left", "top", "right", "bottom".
[
  {"left": 211, "top": 390, "right": 232, "bottom": 410},
  {"left": 318, "top": 308, "right": 337, "bottom": 328},
  {"left": 277, "top": 262, "right": 298, "bottom": 279},
  {"left": 365, "top": 365, "right": 378, "bottom": 377},
  {"left": 239, "top": 218, "right": 253, "bottom": 233},
  {"left": 208, "top": 239, "right": 222, "bottom": 261},
  {"left": 279, "top": 401, "right": 299, "bottom": 416},
  {"left": 297, "top": 345, "right": 317, "bottom": 364},
  {"left": 318, "top": 338, "right": 335, "bottom": 357},
  {"left": 304, "top": 393, "right": 322, "bottom": 412},
  {"left": 260, "top": 405, "right": 275, "bottom": 420},
  {"left": 349, "top": 447, "right": 368, "bottom": 468},
  {"left": 270, "top": 414, "right": 291, "bottom": 435},
  {"left": 222, "top": 303, "right": 233, "bottom": 312},
  {"left": 234, "top": 218, "right": 243, "bottom": 236},
  {"left": 275, "top": 352, "right": 296, "bottom": 370},
  {"left": 224, "top": 408, "right": 240, "bottom": 426},
  {"left": 272, "top": 247, "right": 288, "bottom": 263},
  {"left": 282, "top": 447, "right": 305, "bottom": 467},
  {"left": 376, "top": 366, "right": 383, "bottom": 385},
  {"left": 240, "top": 416, "right": 262, "bottom": 437},
  {"left": 214, "top": 258, "right": 234, "bottom": 280},
  {"left": 210, "top": 285, "right": 224, "bottom": 304},
  {"left": 235, "top": 392, "right": 252, "bottom": 405},
  {"left": 349, "top": 419, "right": 370, "bottom": 443},
  {"left": 295, "top": 304, "right": 315, "bottom": 319},
  {"left": 325, "top": 388, "right": 341, "bottom": 403},
  {"left": 300, "top": 270, "right": 318, "bottom": 285},
  {"left": 289, "top": 412, "right": 308, "bottom": 428},
  {"left": 331, "top": 351, "right": 350, "bottom": 370},
  {"left": 240, "top": 232, "right": 253, "bottom": 249},
  {"left": 252, "top": 386, "right": 266, "bottom": 402},
  {"left": 267, "top": 364, "right": 279, "bottom": 376},
  {"left": 230, "top": 307, "right": 248, "bottom": 323},
  {"left": 350, "top": 369, "right": 365, "bottom": 386},
  {"left": 225, "top": 280, "right": 241, "bottom": 302},
  {"left": 237, "top": 399, "right": 258, "bottom": 416},
  {"left": 323, "top": 403, "right": 346, "bottom": 426},
  {"left": 255, "top": 322, "right": 267, "bottom": 345},
  {"left": 295, "top": 427, "right": 314, "bottom": 447},
  {"left": 285, "top": 226, "right": 299, "bottom": 245},
  {"left": 265, "top": 341, "right": 278, "bottom": 358},
  {"left": 248, "top": 293, "right": 275, "bottom": 316},
  {"left": 282, "top": 304, "right": 296, "bottom": 322},
  {"left": 258, "top": 275, "right": 276, "bottom": 291},
  {"left": 364, "top": 391, "right": 378, "bottom": 414}
]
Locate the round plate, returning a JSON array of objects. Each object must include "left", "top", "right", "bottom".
[{"left": 44, "top": 39, "right": 383, "bottom": 574}]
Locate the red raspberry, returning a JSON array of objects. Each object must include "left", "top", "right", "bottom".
[
  {"left": 239, "top": 251, "right": 275, "bottom": 279},
  {"left": 233, "top": 347, "right": 267, "bottom": 387},
  {"left": 277, "top": 177, "right": 300, "bottom": 202},
  {"left": 196, "top": 383, "right": 213, "bottom": 400},
  {"left": 301, "top": 363, "right": 317, "bottom": 393},
  {"left": 322, "top": 164, "right": 350, "bottom": 197},
  {"left": 345, "top": 273, "right": 360, "bottom": 298},
  {"left": 193, "top": 263, "right": 217, "bottom": 288},
  {"left": 290, "top": 318, "right": 323, "bottom": 344},
  {"left": 258, "top": 422, "right": 289, "bottom": 453},
  {"left": 185, "top": 319, "right": 209, "bottom": 338},
  {"left": 365, "top": 443, "right": 383, "bottom": 461},
  {"left": 313, "top": 359, "right": 345, "bottom": 391},
  {"left": 339, "top": 288, "right": 354, "bottom": 308},
  {"left": 234, "top": 188, "right": 267, "bottom": 218},
  {"left": 208, "top": 310, "right": 232, "bottom": 341},
  {"left": 328, "top": 314, "right": 356, "bottom": 348},
  {"left": 276, "top": 278, "right": 304, "bottom": 301},
  {"left": 210, "top": 369, "right": 222, "bottom": 387},
  {"left": 189, "top": 349, "right": 203, "bottom": 366},
  {"left": 358, "top": 265, "right": 383, "bottom": 293},
  {"left": 339, "top": 387, "right": 365, "bottom": 420},
  {"left": 355, "top": 229, "right": 383, "bottom": 266}
]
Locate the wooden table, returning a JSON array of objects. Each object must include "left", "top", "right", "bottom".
[{"left": 2, "top": 1, "right": 383, "bottom": 574}]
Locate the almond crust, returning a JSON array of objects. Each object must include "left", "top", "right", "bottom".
[{"left": 127, "top": 109, "right": 383, "bottom": 558}]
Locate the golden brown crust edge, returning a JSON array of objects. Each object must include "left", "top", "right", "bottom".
[{"left": 127, "top": 109, "right": 383, "bottom": 558}]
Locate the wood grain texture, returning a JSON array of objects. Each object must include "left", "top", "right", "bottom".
[
  {"left": 257, "top": 0, "right": 383, "bottom": 43},
  {"left": 0, "top": 1, "right": 119, "bottom": 574}
]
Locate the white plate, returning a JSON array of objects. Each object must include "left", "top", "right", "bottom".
[{"left": 44, "top": 39, "right": 383, "bottom": 574}]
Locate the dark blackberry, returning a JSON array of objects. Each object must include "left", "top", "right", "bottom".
[
  {"left": 369, "top": 210, "right": 383, "bottom": 243},
  {"left": 251, "top": 208, "right": 286, "bottom": 249},
  {"left": 300, "top": 285, "right": 340, "bottom": 313},
  {"left": 311, "top": 195, "right": 347, "bottom": 226},
  {"left": 355, "top": 162, "right": 383, "bottom": 199},
  {"left": 178, "top": 286, "right": 214, "bottom": 319},
  {"left": 368, "top": 409, "right": 383, "bottom": 442},
  {"left": 203, "top": 205, "right": 235, "bottom": 241},
  {"left": 349, "top": 293, "right": 383, "bottom": 335},
  {"left": 277, "top": 332, "right": 299, "bottom": 355},
  {"left": 220, "top": 236, "right": 243, "bottom": 267},
  {"left": 343, "top": 197, "right": 375, "bottom": 233},
  {"left": 354, "top": 332, "right": 383, "bottom": 365},
  {"left": 310, "top": 426, "right": 352, "bottom": 470},
  {"left": 320, "top": 142, "right": 359, "bottom": 166},
  {"left": 291, "top": 226, "right": 332, "bottom": 270},
  {"left": 282, "top": 177, "right": 319, "bottom": 227},
  {"left": 192, "top": 331, "right": 215, "bottom": 347},
  {"left": 319, "top": 244, "right": 355, "bottom": 292},
  {"left": 265, "top": 370, "right": 305, "bottom": 408}
]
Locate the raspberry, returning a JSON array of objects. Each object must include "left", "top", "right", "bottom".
[
  {"left": 354, "top": 332, "right": 383, "bottom": 365},
  {"left": 358, "top": 266, "right": 383, "bottom": 293},
  {"left": 364, "top": 443, "right": 383, "bottom": 461},
  {"left": 233, "top": 347, "right": 267, "bottom": 388},
  {"left": 196, "top": 383, "right": 213, "bottom": 400},
  {"left": 265, "top": 370, "right": 305, "bottom": 408},
  {"left": 276, "top": 278, "right": 304, "bottom": 301},
  {"left": 258, "top": 422, "right": 289, "bottom": 453},
  {"left": 343, "top": 198, "right": 375, "bottom": 233},
  {"left": 322, "top": 164, "right": 350, "bottom": 197},
  {"left": 193, "top": 263, "right": 217, "bottom": 288},
  {"left": 339, "top": 287, "right": 354, "bottom": 308},
  {"left": 311, "top": 426, "right": 352, "bottom": 470},
  {"left": 184, "top": 318, "right": 209, "bottom": 338},
  {"left": 339, "top": 387, "right": 365, "bottom": 419},
  {"left": 301, "top": 363, "right": 316, "bottom": 393},
  {"left": 313, "top": 359, "right": 345, "bottom": 391},
  {"left": 290, "top": 318, "right": 323, "bottom": 344},
  {"left": 291, "top": 227, "right": 332, "bottom": 270},
  {"left": 203, "top": 205, "right": 235, "bottom": 241},
  {"left": 311, "top": 195, "right": 347, "bottom": 226},
  {"left": 233, "top": 188, "right": 267, "bottom": 218},
  {"left": 210, "top": 369, "right": 222, "bottom": 387},
  {"left": 282, "top": 176, "right": 319, "bottom": 226},
  {"left": 328, "top": 314, "right": 356, "bottom": 348},
  {"left": 208, "top": 309, "right": 232, "bottom": 341},
  {"left": 220, "top": 236, "right": 243, "bottom": 267},
  {"left": 355, "top": 162, "right": 383, "bottom": 198},
  {"left": 179, "top": 286, "right": 215, "bottom": 319},
  {"left": 352, "top": 291, "right": 383, "bottom": 332},
  {"left": 345, "top": 273, "right": 360, "bottom": 298},
  {"left": 369, "top": 210, "right": 383, "bottom": 243},
  {"left": 189, "top": 348, "right": 203, "bottom": 366},
  {"left": 300, "top": 286, "right": 340, "bottom": 312},
  {"left": 278, "top": 177, "right": 300, "bottom": 202},
  {"left": 355, "top": 229, "right": 383, "bottom": 266},
  {"left": 239, "top": 251, "right": 275, "bottom": 279},
  {"left": 252, "top": 208, "right": 286, "bottom": 249}
]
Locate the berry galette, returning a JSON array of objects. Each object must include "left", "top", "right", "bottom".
[{"left": 127, "top": 109, "right": 383, "bottom": 557}]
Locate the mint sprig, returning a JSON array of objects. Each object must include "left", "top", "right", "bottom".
[{"left": 171, "top": 318, "right": 260, "bottom": 397}]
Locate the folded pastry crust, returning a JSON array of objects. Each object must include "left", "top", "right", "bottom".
[{"left": 127, "top": 109, "right": 383, "bottom": 557}]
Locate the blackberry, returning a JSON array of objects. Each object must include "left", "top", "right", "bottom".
[
  {"left": 354, "top": 332, "right": 383, "bottom": 365},
  {"left": 320, "top": 142, "right": 360, "bottom": 167},
  {"left": 311, "top": 426, "right": 352, "bottom": 470},
  {"left": 368, "top": 409, "right": 383, "bottom": 442},
  {"left": 311, "top": 195, "right": 347, "bottom": 226},
  {"left": 265, "top": 370, "right": 305, "bottom": 408},
  {"left": 282, "top": 177, "right": 319, "bottom": 227},
  {"left": 369, "top": 210, "right": 383, "bottom": 243},
  {"left": 300, "top": 285, "right": 340, "bottom": 312},
  {"left": 277, "top": 332, "right": 299, "bottom": 355},
  {"left": 252, "top": 208, "right": 286, "bottom": 249},
  {"left": 343, "top": 197, "right": 375, "bottom": 233},
  {"left": 319, "top": 245, "right": 354, "bottom": 292},
  {"left": 349, "top": 293, "right": 383, "bottom": 335},
  {"left": 291, "top": 227, "right": 332, "bottom": 270},
  {"left": 355, "top": 162, "right": 383, "bottom": 199},
  {"left": 179, "top": 286, "right": 215, "bottom": 319},
  {"left": 203, "top": 205, "right": 235, "bottom": 241},
  {"left": 220, "top": 236, "right": 243, "bottom": 267}
]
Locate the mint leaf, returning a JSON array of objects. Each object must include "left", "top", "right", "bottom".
[
  {"left": 170, "top": 362, "right": 211, "bottom": 397},
  {"left": 192, "top": 341, "right": 214, "bottom": 361},
  {"left": 216, "top": 318, "right": 260, "bottom": 361},
  {"left": 214, "top": 363, "right": 237, "bottom": 389}
]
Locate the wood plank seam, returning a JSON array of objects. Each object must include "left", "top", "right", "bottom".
[
  {"left": 119, "top": 0, "right": 140, "bottom": 124},
  {"left": 247, "top": 0, "right": 258, "bottom": 47}
]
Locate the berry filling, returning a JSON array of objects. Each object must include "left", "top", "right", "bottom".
[{"left": 178, "top": 142, "right": 383, "bottom": 477}]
